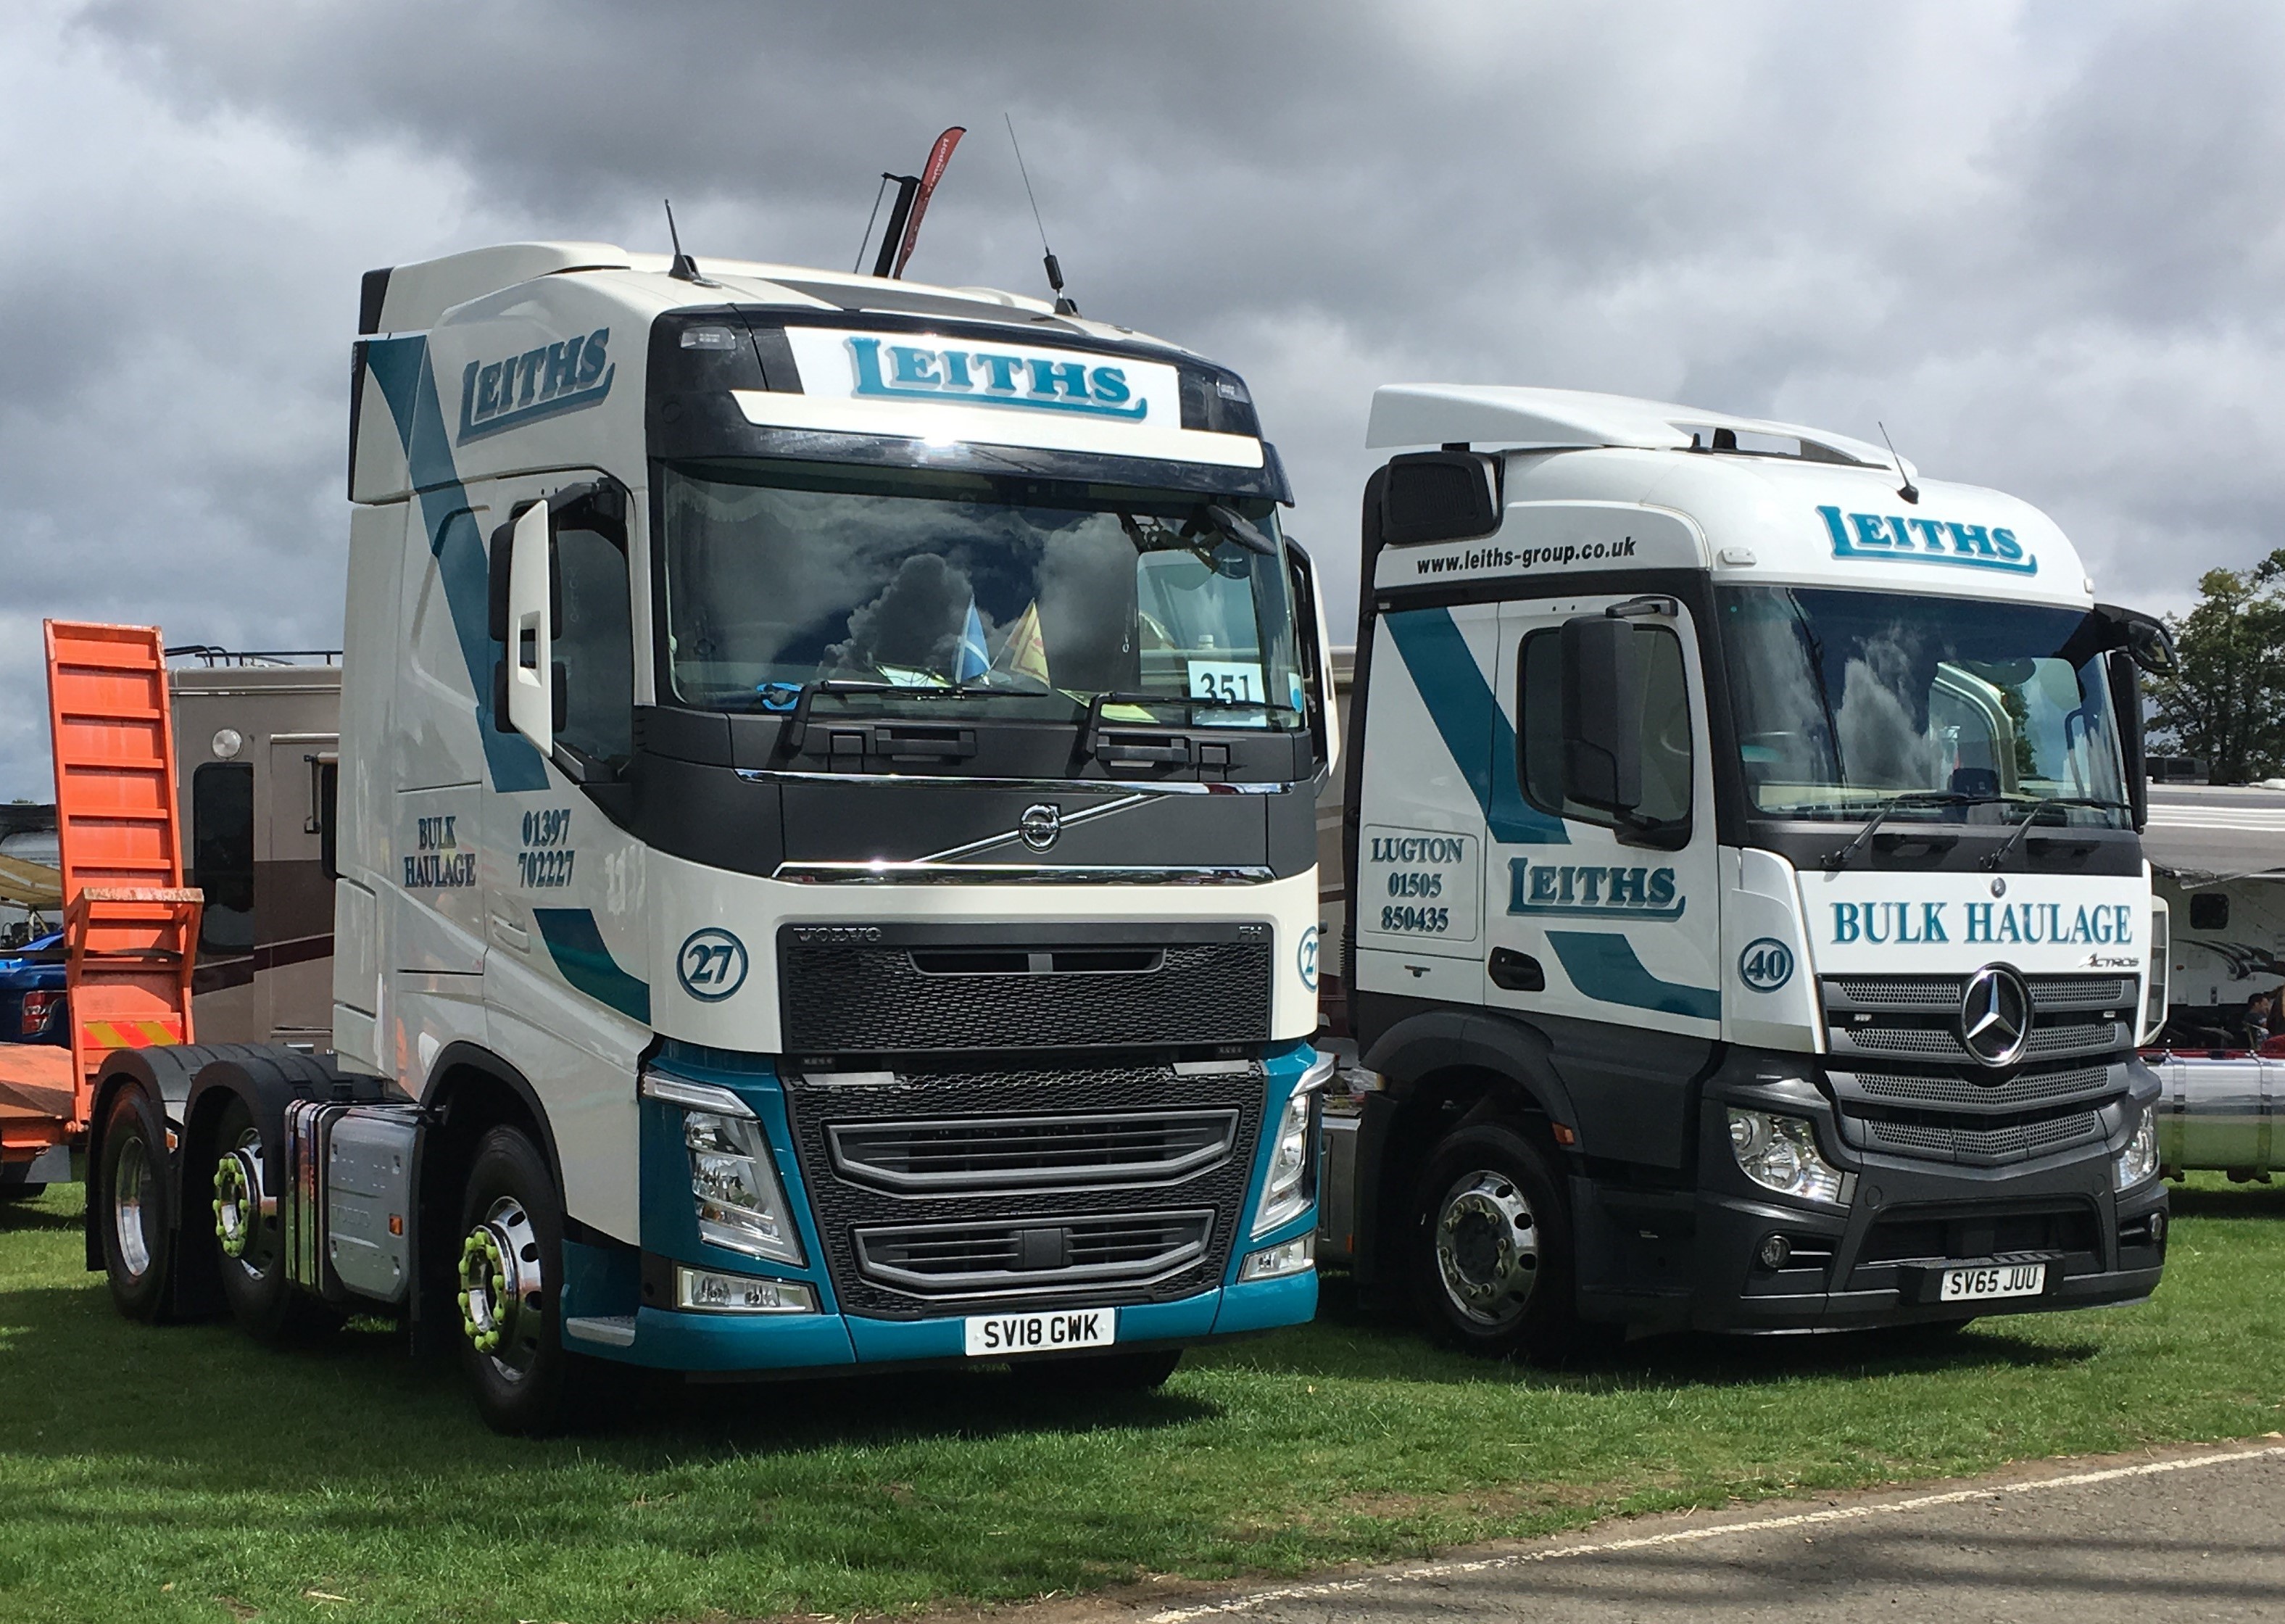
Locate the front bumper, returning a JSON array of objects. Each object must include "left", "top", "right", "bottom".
[
  {"left": 567, "top": 1271, "right": 1317, "bottom": 1373},
  {"left": 1575, "top": 1067, "right": 2170, "bottom": 1334}
]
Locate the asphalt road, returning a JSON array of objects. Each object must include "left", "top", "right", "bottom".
[{"left": 1136, "top": 1441, "right": 2285, "bottom": 1624}]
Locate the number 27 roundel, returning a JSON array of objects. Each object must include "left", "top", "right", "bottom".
[{"left": 677, "top": 928, "right": 749, "bottom": 1002}]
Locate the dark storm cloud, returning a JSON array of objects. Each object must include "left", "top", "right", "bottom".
[{"left": 1, "top": 0, "right": 2281, "bottom": 794}]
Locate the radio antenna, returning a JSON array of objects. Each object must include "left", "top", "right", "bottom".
[
  {"left": 1877, "top": 420, "right": 1920, "bottom": 505},
  {"left": 854, "top": 173, "right": 892, "bottom": 273},
  {"left": 663, "top": 198, "right": 714, "bottom": 286},
  {"left": 1005, "top": 113, "right": 1077, "bottom": 315}
]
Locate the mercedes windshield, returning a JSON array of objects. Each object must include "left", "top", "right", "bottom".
[
  {"left": 1716, "top": 585, "right": 2130, "bottom": 828},
  {"left": 658, "top": 460, "right": 1306, "bottom": 732}
]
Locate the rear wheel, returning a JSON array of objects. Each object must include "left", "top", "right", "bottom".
[
  {"left": 1411, "top": 1123, "right": 1580, "bottom": 1359},
  {"left": 1022, "top": 1348, "right": 1183, "bottom": 1393},
  {"left": 455, "top": 1124, "right": 619, "bottom": 1436},
  {"left": 211, "top": 1097, "right": 336, "bottom": 1343},
  {"left": 99, "top": 1089, "right": 173, "bottom": 1322}
]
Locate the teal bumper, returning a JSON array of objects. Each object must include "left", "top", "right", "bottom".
[{"left": 583, "top": 1272, "right": 1316, "bottom": 1373}]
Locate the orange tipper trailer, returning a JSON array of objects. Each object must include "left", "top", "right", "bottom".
[{"left": 0, "top": 623, "right": 200, "bottom": 1198}]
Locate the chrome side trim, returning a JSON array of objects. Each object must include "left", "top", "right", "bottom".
[
  {"left": 734, "top": 769, "right": 1290, "bottom": 795},
  {"left": 770, "top": 862, "right": 1277, "bottom": 885},
  {"left": 918, "top": 793, "right": 1153, "bottom": 865}
]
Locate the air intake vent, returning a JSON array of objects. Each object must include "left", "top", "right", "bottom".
[{"left": 828, "top": 1110, "right": 1238, "bottom": 1193}]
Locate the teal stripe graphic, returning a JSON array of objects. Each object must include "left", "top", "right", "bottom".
[
  {"left": 1546, "top": 930, "right": 1718, "bottom": 1022},
  {"left": 362, "top": 336, "right": 549, "bottom": 792},
  {"left": 1383, "top": 608, "right": 1567, "bottom": 845},
  {"left": 532, "top": 908, "right": 651, "bottom": 1023}
]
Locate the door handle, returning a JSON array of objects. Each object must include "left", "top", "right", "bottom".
[
  {"left": 1488, "top": 948, "right": 1544, "bottom": 993},
  {"left": 489, "top": 916, "right": 531, "bottom": 954}
]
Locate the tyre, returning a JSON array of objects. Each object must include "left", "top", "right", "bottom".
[
  {"left": 1023, "top": 1348, "right": 1183, "bottom": 1393},
  {"left": 1411, "top": 1122, "right": 1580, "bottom": 1359},
  {"left": 210, "top": 1096, "right": 336, "bottom": 1343},
  {"left": 455, "top": 1124, "right": 618, "bottom": 1436},
  {"left": 98, "top": 1088, "right": 173, "bottom": 1322}
]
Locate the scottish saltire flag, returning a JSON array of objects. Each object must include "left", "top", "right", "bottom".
[{"left": 955, "top": 601, "right": 991, "bottom": 682}]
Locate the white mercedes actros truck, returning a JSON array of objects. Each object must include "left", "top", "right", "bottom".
[
  {"left": 1320, "top": 385, "right": 2176, "bottom": 1351},
  {"left": 86, "top": 241, "right": 1336, "bottom": 1432}
]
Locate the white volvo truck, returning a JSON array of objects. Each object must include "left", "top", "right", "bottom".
[
  {"left": 1319, "top": 385, "right": 2175, "bottom": 1351},
  {"left": 85, "top": 241, "right": 1337, "bottom": 1432}
]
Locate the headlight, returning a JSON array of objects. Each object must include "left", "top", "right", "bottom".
[
  {"left": 1253, "top": 1053, "right": 1334, "bottom": 1237},
  {"left": 1727, "top": 1109, "right": 1849, "bottom": 1205},
  {"left": 2115, "top": 1106, "right": 2160, "bottom": 1190},
  {"left": 643, "top": 1072, "right": 805, "bottom": 1266}
]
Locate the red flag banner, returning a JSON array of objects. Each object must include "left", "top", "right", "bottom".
[{"left": 892, "top": 126, "right": 966, "bottom": 279}]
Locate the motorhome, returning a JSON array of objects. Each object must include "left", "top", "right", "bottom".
[{"left": 1319, "top": 385, "right": 2174, "bottom": 1350}]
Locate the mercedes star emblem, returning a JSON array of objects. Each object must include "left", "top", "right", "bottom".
[
  {"left": 1959, "top": 964, "right": 2032, "bottom": 1068},
  {"left": 1019, "top": 803, "right": 1063, "bottom": 853}
]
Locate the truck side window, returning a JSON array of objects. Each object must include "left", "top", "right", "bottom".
[
  {"left": 1517, "top": 624, "right": 1693, "bottom": 836},
  {"left": 552, "top": 525, "right": 633, "bottom": 771},
  {"left": 191, "top": 761, "right": 256, "bottom": 956}
]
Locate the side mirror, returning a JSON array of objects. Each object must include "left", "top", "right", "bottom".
[
  {"left": 2127, "top": 616, "right": 2178, "bottom": 677},
  {"left": 1285, "top": 539, "right": 1338, "bottom": 775},
  {"left": 505, "top": 501, "right": 553, "bottom": 754},
  {"left": 1380, "top": 450, "right": 1501, "bottom": 545},
  {"left": 1561, "top": 615, "right": 1641, "bottom": 813}
]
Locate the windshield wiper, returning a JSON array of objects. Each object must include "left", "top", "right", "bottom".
[
  {"left": 1822, "top": 791, "right": 1972, "bottom": 869},
  {"left": 1981, "top": 795, "right": 2132, "bottom": 871},
  {"left": 1082, "top": 688, "right": 1282, "bottom": 761}
]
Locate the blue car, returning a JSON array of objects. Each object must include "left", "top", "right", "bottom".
[{"left": 0, "top": 932, "right": 67, "bottom": 1045}]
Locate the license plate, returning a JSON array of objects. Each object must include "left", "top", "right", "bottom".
[
  {"left": 963, "top": 1307, "right": 1116, "bottom": 1357},
  {"left": 1939, "top": 1262, "right": 2046, "bottom": 1301}
]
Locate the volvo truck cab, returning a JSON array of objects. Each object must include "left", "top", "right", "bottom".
[
  {"left": 84, "top": 242, "right": 1335, "bottom": 1432},
  {"left": 1329, "top": 384, "right": 2174, "bottom": 1351}
]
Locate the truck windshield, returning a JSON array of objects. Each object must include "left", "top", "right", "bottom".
[
  {"left": 1716, "top": 585, "right": 2128, "bottom": 826},
  {"left": 658, "top": 460, "right": 1304, "bottom": 726}
]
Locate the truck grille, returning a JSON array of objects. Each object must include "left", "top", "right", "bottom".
[
  {"left": 1820, "top": 974, "right": 2131, "bottom": 1168},
  {"left": 829, "top": 1111, "right": 1238, "bottom": 1193},
  {"left": 1851, "top": 1109, "right": 2107, "bottom": 1166},
  {"left": 780, "top": 924, "right": 1272, "bottom": 1054},
  {"left": 783, "top": 1060, "right": 1263, "bottom": 1316},
  {"left": 1830, "top": 1063, "right": 2118, "bottom": 1114},
  {"left": 1823, "top": 973, "right": 2132, "bottom": 1069},
  {"left": 1855, "top": 1200, "right": 2102, "bottom": 1269},
  {"left": 854, "top": 1210, "right": 1214, "bottom": 1295}
]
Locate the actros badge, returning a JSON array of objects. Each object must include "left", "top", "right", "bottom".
[{"left": 676, "top": 927, "right": 749, "bottom": 1003}]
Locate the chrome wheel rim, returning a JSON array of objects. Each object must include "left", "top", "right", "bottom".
[
  {"left": 113, "top": 1132, "right": 152, "bottom": 1278},
  {"left": 458, "top": 1196, "right": 543, "bottom": 1379},
  {"left": 212, "top": 1129, "right": 268, "bottom": 1271},
  {"left": 1435, "top": 1169, "right": 1540, "bottom": 1327}
]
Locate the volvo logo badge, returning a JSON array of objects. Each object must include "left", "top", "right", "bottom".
[
  {"left": 1019, "top": 803, "right": 1063, "bottom": 853},
  {"left": 1959, "top": 965, "right": 2031, "bottom": 1068}
]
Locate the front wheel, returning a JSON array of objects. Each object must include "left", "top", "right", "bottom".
[
  {"left": 1411, "top": 1122, "right": 1580, "bottom": 1359},
  {"left": 455, "top": 1124, "right": 619, "bottom": 1436},
  {"left": 99, "top": 1088, "right": 174, "bottom": 1322}
]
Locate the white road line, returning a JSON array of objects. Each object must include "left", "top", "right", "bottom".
[{"left": 1145, "top": 1444, "right": 2285, "bottom": 1623}]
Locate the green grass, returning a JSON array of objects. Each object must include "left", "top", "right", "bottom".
[{"left": 2, "top": 1178, "right": 2282, "bottom": 1624}]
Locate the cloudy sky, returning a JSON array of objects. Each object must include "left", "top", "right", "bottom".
[{"left": 1, "top": 0, "right": 2278, "bottom": 795}]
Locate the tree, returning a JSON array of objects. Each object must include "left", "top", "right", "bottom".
[{"left": 2149, "top": 547, "right": 2285, "bottom": 784}]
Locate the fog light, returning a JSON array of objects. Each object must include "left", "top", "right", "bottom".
[
  {"left": 675, "top": 1265, "right": 817, "bottom": 1314},
  {"left": 1239, "top": 1233, "right": 1315, "bottom": 1281},
  {"left": 2149, "top": 1211, "right": 2167, "bottom": 1247},
  {"left": 1757, "top": 1233, "right": 1791, "bottom": 1270}
]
